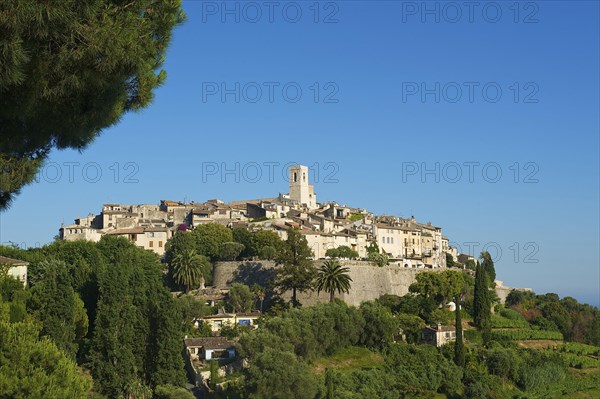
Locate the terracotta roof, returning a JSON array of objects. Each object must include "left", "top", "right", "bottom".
[
  {"left": 236, "top": 311, "right": 261, "bottom": 317},
  {"left": 184, "top": 336, "right": 235, "bottom": 350},
  {"left": 105, "top": 227, "right": 145, "bottom": 235},
  {"left": 192, "top": 208, "right": 212, "bottom": 215},
  {"left": 144, "top": 227, "right": 168, "bottom": 233},
  {"left": 0, "top": 256, "right": 29, "bottom": 265},
  {"left": 203, "top": 313, "right": 235, "bottom": 319},
  {"left": 375, "top": 223, "right": 404, "bottom": 230},
  {"left": 424, "top": 324, "right": 456, "bottom": 333}
]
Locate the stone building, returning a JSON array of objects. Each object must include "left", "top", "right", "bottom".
[
  {"left": 421, "top": 323, "right": 458, "bottom": 347},
  {"left": 57, "top": 165, "right": 452, "bottom": 266}
]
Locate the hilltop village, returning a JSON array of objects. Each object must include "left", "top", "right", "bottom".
[{"left": 60, "top": 165, "right": 466, "bottom": 269}]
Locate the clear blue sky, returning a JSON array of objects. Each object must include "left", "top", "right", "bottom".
[{"left": 1, "top": 1, "right": 598, "bottom": 307}]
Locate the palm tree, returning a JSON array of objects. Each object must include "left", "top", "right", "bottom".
[
  {"left": 252, "top": 284, "right": 266, "bottom": 313},
  {"left": 172, "top": 249, "right": 207, "bottom": 292},
  {"left": 315, "top": 260, "right": 352, "bottom": 302}
]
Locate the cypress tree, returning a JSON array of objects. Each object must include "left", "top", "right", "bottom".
[
  {"left": 480, "top": 251, "right": 496, "bottom": 287},
  {"left": 454, "top": 296, "right": 465, "bottom": 368},
  {"left": 473, "top": 263, "right": 492, "bottom": 345}
]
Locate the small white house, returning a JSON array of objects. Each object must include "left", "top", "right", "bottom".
[
  {"left": 184, "top": 337, "right": 236, "bottom": 361},
  {"left": 200, "top": 311, "right": 261, "bottom": 333},
  {"left": 0, "top": 256, "right": 28, "bottom": 287}
]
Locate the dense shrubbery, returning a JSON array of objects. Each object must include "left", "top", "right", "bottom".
[
  {"left": 506, "top": 290, "right": 600, "bottom": 345},
  {"left": 491, "top": 329, "right": 564, "bottom": 341},
  {"left": 325, "top": 245, "right": 359, "bottom": 259},
  {"left": 490, "top": 313, "right": 530, "bottom": 329},
  {"left": 0, "top": 238, "right": 187, "bottom": 398},
  {"left": 232, "top": 300, "right": 465, "bottom": 399},
  {"left": 240, "top": 301, "right": 366, "bottom": 360}
]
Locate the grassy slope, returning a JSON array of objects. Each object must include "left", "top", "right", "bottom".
[{"left": 312, "top": 346, "right": 384, "bottom": 374}]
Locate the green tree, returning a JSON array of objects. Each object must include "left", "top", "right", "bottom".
[
  {"left": 164, "top": 231, "right": 196, "bottom": 266},
  {"left": 0, "top": 1, "right": 185, "bottom": 209},
  {"left": 154, "top": 385, "right": 195, "bottom": 399},
  {"left": 178, "top": 295, "right": 209, "bottom": 333},
  {"left": 0, "top": 273, "right": 29, "bottom": 323},
  {"left": 326, "top": 246, "right": 359, "bottom": 259},
  {"left": 314, "top": 260, "right": 353, "bottom": 302},
  {"left": 465, "top": 259, "right": 478, "bottom": 271},
  {"left": 385, "top": 343, "right": 463, "bottom": 397},
  {"left": 336, "top": 246, "right": 359, "bottom": 259},
  {"left": 88, "top": 266, "right": 138, "bottom": 398},
  {"left": 192, "top": 223, "right": 233, "bottom": 261},
  {"left": 396, "top": 313, "right": 426, "bottom": 343},
  {"left": 325, "top": 248, "right": 339, "bottom": 258},
  {"left": 251, "top": 284, "right": 266, "bottom": 313},
  {"left": 228, "top": 283, "right": 255, "bottom": 313},
  {"left": 473, "top": 263, "right": 491, "bottom": 345},
  {"left": 276, "top": 229, "right": 316, "bottom": 307},
  {"left": 220, "top": 241, "right": 245, "bottom": 261},
  {"left": 454, "top": 296, "right": 465, "bottom": 368},
  {"left": 244, "top": 349, "right": 319, "bottom": 399},
  {"left": 368, "top": 251, "right": 389, "bottom": 267},
  {"left": 27, "top": 259, "right": 82, "bottom": 358},
  {"left": 480, "top": 251, "right": 496, "bottom": 287},
  {"left": 360, "top": 301, "right": 398, "bottom": 349},
  {"left": 148, "top": 291, "right": 186, "bottom": 388},
  {"left": 409, "top": 270, "right": 471, "bottom": 307},
  {"left": 172, "top": 249, "right": 210, "bottom": 292},
  {"left": 366, "top": 241, "right": 379, "bottom": 255},
  {"left": 233, "top": 227, "right": 256, "bottom": 259},
  {"left": 259, "top": 245, "right": 277, "bottom": 260},
  {"left": 253, "top": 230, "right": 284, "bottom": 259},
  {"left": 0, "top": 319, "right": 92, "bottom": 398},
  {"left": 446, "top": 253, "right": 456, "bottom": 268}
]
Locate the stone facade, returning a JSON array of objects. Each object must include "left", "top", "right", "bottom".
[
  {"left": 58, "top": 165, "right": 458, "bottom": 267},
  {"left": 213, "top": 260, "right": 426, "bottom": 307}
]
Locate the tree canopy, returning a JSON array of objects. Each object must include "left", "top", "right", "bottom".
[
  {"left": 0, "top": 0, "right": 185, "bottom": 209},
  {"left": 276, "top": 229, "right": 316, "bottom": 307}
]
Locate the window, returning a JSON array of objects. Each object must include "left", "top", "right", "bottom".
[
  {"left": 293, "top": 172, "right": 297, "bottom": 182},
  {"left": 159, "top": 241, "right": 163, "bottom": 247},
  {"left": 149, "top": 241, "right": 154, "bottom": 248},
  {"left": 391, "top": 237, "right": 394, "bottom": 244}
]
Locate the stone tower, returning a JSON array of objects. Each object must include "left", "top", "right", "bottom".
[{"left": 289, "top": 165, "right": 317, "bottom": 209}]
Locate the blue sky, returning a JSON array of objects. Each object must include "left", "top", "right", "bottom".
[{"left": 1, "top": 1, "right": 598, "bottom": 307}]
